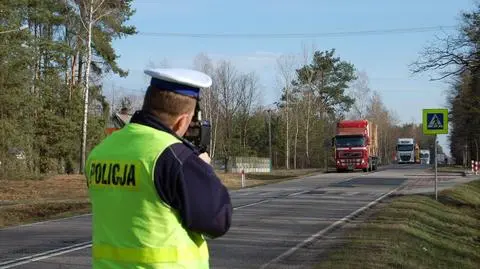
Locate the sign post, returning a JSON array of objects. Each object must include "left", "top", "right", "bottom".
[
  {"left": 422, "top": 108, "right": 449, "bottom": 201},
  {"left": 434, "top": 134, "right": 437, "bottom": 199}
]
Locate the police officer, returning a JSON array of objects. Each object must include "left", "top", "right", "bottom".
[{"left": 85, "top": 68, "right": 232, "bottom": 269}]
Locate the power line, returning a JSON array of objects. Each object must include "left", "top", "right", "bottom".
[{"left": 137, "top": 26, "right": 456, "bottom": 39}]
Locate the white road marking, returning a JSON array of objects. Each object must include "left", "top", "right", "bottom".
[
  {"left": 233, "top": 200, "right": 270, "bottom": 210},
  {"left": 0, "top": 242, "right": 92, "bottom": 269},
  {"left": 259, "top": 186, "right": 402, "bottom": 269},
  {"left": 287, "top": 190, "right": 309, "bottom": 196},
  {"left": 0, "top": 199, "right": 274, "bottom": 268}
]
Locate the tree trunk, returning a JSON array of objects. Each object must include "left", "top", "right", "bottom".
[
  {"left": 70, "top": 50, "right": 78, "bottom": 98},
  {"left": 80, "top": 0, "right": 94, "bottom": 174},
  {"left": 223, "top": 139, "right": 229, "bottom": 173},
  {"left": 384, "top": 131, "right": 388, "bottom": 164},
  {"left": 294, "top": 111, "right": 299, "bottom": 169},
  {"left": 243, "top": 120, "right": 248, "bottom": 150},
  {"left": 211, "top": 105, "right": 219, "bottom": 159},
  {"left": 77, "top": 51, "right": 83, "bottom": 85},
  {"left": 285, "top": 86, "right": 290, "bottom": 169},
  {"left": 305, "top": 92, "right": 311, "bottom": 167},
  {"left": 475, "top": 138, "right": 479, "bottom": 162}
]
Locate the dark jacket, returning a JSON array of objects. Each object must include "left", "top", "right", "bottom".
[{"left": 130, "top": 110, "right": 232, "bottom": 238}]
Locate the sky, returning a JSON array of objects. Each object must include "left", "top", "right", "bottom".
[{"left": 103, "top": 0, "right": 477, "bottom": 156}]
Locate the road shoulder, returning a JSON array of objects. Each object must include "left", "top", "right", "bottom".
[{"left": 315, "top": 178, "right": 480, "bottom": 269}]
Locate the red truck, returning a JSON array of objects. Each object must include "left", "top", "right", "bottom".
[{"left": 333, "top": 120, "right": 379, "bottom": 172}]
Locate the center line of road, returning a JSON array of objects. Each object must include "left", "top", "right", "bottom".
[
  {"left": 233, "top": 199, "right": 270, "bottom": 210},
  {"left": 0, "top": 199, "right": 275, "bottom": 268},
  {"left": 0, "top": 242, "right": 92, "bottom": 269},
  {"left": 287, "top": 190, "right": 309, "bottom": 196},
  {"left": 258, "top": 185, "right": 402, "bottom": 269}
]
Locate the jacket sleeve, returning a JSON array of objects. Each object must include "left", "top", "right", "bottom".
[{"left": 153, "top": 143, "right": 232, "bottom": 238}]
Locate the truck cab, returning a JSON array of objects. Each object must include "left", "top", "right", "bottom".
[
  {"left": 396, "top": 138, "right": 415, "bottom": 164},
  {"left": 419, "top": 149, "right": 430, "bottom": 165},
  {"left": 333, "top": 120, "right": 378, "bottom": 172}
]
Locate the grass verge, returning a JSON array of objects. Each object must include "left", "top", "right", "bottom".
[
  {"left": 0, "top": 201, "right": 91, "bottom": 228},
  {"left": 435, "top": 165, "right": 468, "bottom": 173},
  {"left": 0, "top": 168, "right": 322, "bottom": 228},
  {"left": 316, "top": 179, "right": 480, "bottom": 269}
]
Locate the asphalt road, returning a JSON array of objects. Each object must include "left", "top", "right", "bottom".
[{"left": 0, "top": 164, "right": 461, "bottom": 269}]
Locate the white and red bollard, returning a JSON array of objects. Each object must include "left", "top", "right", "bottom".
[{"left": 472, "top": 160, "right": 479, "bottom": 175}]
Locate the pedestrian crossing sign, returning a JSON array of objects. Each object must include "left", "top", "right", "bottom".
[{"left": 423, "top": 108, "right": 448, "bottom": 135}]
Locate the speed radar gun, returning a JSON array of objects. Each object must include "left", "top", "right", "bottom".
[{"left": 184, "top": 100, "right": 211, "bottom": 154}]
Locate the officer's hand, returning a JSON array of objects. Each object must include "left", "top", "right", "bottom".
[{"left": 199, "top": 153, "right": 211, "bottom": 165}]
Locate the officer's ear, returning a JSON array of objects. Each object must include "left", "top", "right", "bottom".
[{"left": 172, "top": 111, "right": 194, "bottom": 137}]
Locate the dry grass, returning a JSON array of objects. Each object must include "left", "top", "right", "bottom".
[
  {"left": 0, "top": 168, "right": 322, "bottom": 228},
  {"left": 0, "top": 175, "right": 90, "bottom": 228},
  {"left": 0, "top": 202, "right": 91, "bottom": 228},
  {"left": 0, "top": 174, "right": 88, "bottom": 202}
]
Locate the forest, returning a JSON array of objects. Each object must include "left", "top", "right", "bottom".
[{"left": 1, "top": 0, "right": 458, "bottom": 180}]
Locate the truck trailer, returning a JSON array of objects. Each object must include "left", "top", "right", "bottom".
[{"left": 333, "top": 120, "right": 379, "bottom": 172}]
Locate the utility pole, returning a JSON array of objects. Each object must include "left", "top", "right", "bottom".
[{"left": 267, "top": 109, "right": 272, "bottom": 170}]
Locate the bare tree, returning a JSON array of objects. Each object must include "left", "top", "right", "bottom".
[
  {"left": 193, "top": 53, "right": 214, "bottom": 75},
  {"left": 193, "top": 53, "right": 215, "bottom": 121},
  {"left": 292, "top": 92, "right": 301, "bottom": 169},
  {"left": 115, "top": 94, "right": 142, "bottom": 112},
  {"left": 301, "top": 44, "right": 316, "bottom": 167},
  {"left": 411, "top": 34, "right": 472, "bottom": 81},
  {"left": 348, "top": 70, "right": 372, "bottom": 119},
  {"left": 366, "top": 91, "right": 399, "bottom": 164},
  {"left": 215, "top": 61, "right": 242, "bottom": 171},
  {"left": 193, "top": 53, "right": 218, "bottom": 157},
  {"left": 238, "top": 72, "right": 260, "bottom": 150},
  {"left": 143, "top": 57, "right": 171, "bottom": 82},
  {"left": 276, "top": 54, "right": 297, "bottom": 169}
]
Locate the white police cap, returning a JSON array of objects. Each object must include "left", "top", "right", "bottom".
[{"left": 144, "top": 68, "right": 212, "bottom": 99}]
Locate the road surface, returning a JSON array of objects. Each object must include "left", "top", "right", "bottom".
[{"left": 0, "top": 164, "right": 467, "bottom": 269}]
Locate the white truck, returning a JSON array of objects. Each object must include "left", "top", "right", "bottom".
[
  {"left": 420, "top": 149, "right": 430, "bottom": 165},
  {"left": 396, "top": 138, "right": 416, "bottom": 164}
]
